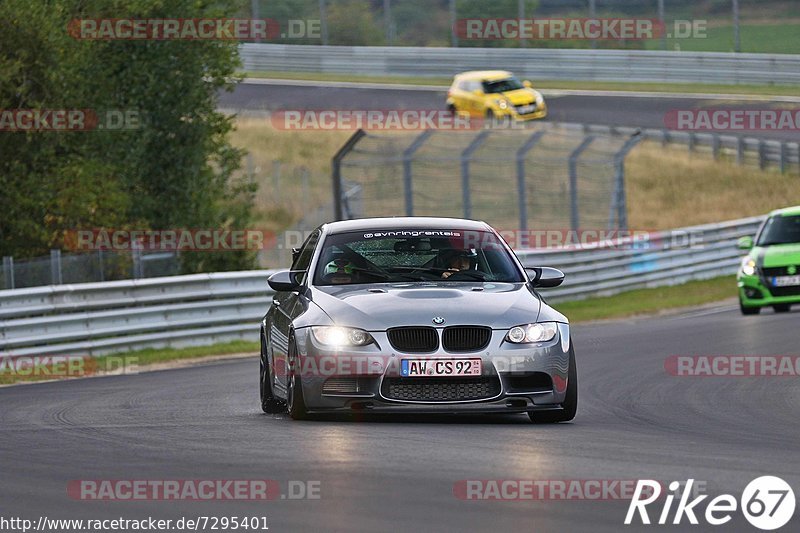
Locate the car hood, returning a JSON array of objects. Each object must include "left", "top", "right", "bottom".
[
  {"left": 496, "top": 88, "right": 539, "bottom": 105},
  {"left": 755, "top": 244, "right": 800, "bottom": 267},
  {"left": 311, "top": 282, "right": 550, "bottom": 330}
]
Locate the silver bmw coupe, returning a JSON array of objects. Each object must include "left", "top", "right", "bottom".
[{"left": 260, "top": 217, "right": 577, "bottom": 423}]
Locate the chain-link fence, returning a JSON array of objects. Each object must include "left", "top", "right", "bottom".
[
  {"left": 331, "top": 122, "right": 642, "bottom": 234},
  {"left": 1, "top": 250, "right": 179, "bottom": 290}
]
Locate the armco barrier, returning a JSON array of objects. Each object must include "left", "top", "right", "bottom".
[
  {"left": 240, "top": 44, "right": 800, "bottom": 86},
  {"left": 0, "top": 216, "right": 764, "bottom": 357}
]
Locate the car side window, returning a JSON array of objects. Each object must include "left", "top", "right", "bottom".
[{"left": 291, "top": 230, "right": 321, "bottom": 284}]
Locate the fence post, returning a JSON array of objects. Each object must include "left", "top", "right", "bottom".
[
  {"left": 515, "top": 130, "right": 546, "bottom": 237},
  {"left": 779, "top": 142, "right": 787, "bottom": 173},
  {"left": 2, "top": 256, "right": 14, "bottom": 290},
  {"left": 331, "top": 129, "right": 367, "bottom": 221},
  {"left": 611, "top": 132, "right": 643, "bottom": 231},
  {"left": 402, "top": 130, "right": 434, "bottom": 216},
  {"left": 736, "top": 136, "right": 745, "bottom": 165},
  {"left": 98, "top": 249, "right": 105, "bottom": 282},
  {"left": 461, "top": 130, "right": 490, "bottom": 219},
  {"left": 568, "top": 136, "right": 595, "bottom": 231},
  {"left": 132, "top": 242, "right": 143, "bottom": 279},
  {"left": 50, "top": 249, "right": 63, "bottom": 285}
]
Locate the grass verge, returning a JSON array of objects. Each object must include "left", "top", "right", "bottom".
[
  {"left": 0, "top": 340, "right": 258, "bottom": 386},
  {"left": 241, "top": 70, "right": 800, "bottom": 98},
  {"left": 556, "top": 276, "right": 736, "bottom": 323}
]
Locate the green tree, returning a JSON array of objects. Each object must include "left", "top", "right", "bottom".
[{"left": 0, "top": 0, "right": 256, "bottom": 272}]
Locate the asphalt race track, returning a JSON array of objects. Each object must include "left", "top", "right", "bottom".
[
  {"left": 219, "top": 80, "right": 800, "bottom": 142},
  {"left": 2, "top": 304, "right": 798, "bottom": 532}
]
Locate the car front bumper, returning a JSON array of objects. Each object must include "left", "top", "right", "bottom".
[
  {"left": 738, "top": 273, "right": 800, "bottom": 308},
  {"left": 292, "top": 325, "right": 572, "bottom": 414}
]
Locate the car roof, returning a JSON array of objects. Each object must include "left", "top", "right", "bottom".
[
  {"left": 321, "top": 217, "right": 492, "bottom": 235},
  {"left": 770, "top": 205, "right": 800, "bottom": 217},
  {"left": 453, "top": 70, "right": 514, "bottom": 82}
]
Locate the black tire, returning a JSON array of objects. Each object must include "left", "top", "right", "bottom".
[
  {"left": 447, "top": 103, "right": 457, "bottom": 116},
  {"left": 286, "top": 332, "right": 309, "bottom": 420},
  {"left": 529, "top": 343, "right": 577, "bottom": 424},
  {"left": 773, "top": 304, "right": 791, "bottom": 313},
  {"left": 739, "top": 300, "right": 761, "bottom": 315},
  {"left": 260, "top": 333, "right": 286, "bottom": 414}
]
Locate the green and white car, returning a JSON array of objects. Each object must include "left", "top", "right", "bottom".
[{"left": 737, "top": 206, "right": 800, "bottom": 315}]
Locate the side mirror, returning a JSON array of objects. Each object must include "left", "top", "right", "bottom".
[
  {"left": 737, "top": 236, "right": 754, "bottom": 250},
  {"left": 525, "top": 267, "right": 565, "bottom": 288},
  {"left": 268, "top": 270, "right": 303, "bottom": 292},
  {"left": 523, "top": 80, "right": 533, "bottom": 88}
]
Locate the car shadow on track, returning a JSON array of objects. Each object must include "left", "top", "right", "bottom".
[{"left": 258, "top": 411, "right": 577, "bottom": 426}]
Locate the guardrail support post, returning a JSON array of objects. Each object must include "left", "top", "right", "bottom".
[
  {"left": 402, "top": 130, "right": 434, "bottom": 216},
  {"left": 568, "top": 136, "right": 595, "bottom": 231},
  {"left": 332, "top": 129, "right": 367, "bottom": 221},
  {"left": 461, "top": 130, "right": 490, "bottom": 220},
  {"left": 2, "top": 256, "right": 14, "bottom": 290},
  {"left": 515, "top": 131, "right": 546, "bottom": 237},
  {"left": 50, "top": 249, "right": 62, "bottom": 285},
  {"left": 759, "top": 140, "right": 767, "bottom": 170}
]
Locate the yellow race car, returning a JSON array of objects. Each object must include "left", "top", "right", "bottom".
[{"left": 446, "top": 70, "right": 547, "bottom": 122}]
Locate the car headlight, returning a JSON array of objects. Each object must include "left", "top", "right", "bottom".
[
  {"left": 535, "top": 94, "right": 544, "bottom": 105},
  {"left": 506, "top": 322, "right": 558, "bottom": 344},
  {"left": 495, "top": 99, "right": 508, "bottom": 110},
  {"left": 311, "top": 326, "right": 374, "bottom": 347},
  {"left": 741, "top": 257, "right": 756, "bottom": 276}
]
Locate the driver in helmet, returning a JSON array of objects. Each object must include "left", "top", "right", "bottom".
[
  {"left": 441, "top": 250, "right": 474, "bottom": 279},
  {"left": 324, "top": 258, "right": 355, "bottom": 284}
]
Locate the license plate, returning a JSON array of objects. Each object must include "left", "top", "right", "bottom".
[
  {"left": 401, "top": 358, "right": 482, "bottom": 377},
  {"left": 772, "top": 275, "right": 800, "bottom": 287},
  {"left": 517, "top": 104, "right": 536, "bottom": 115}
]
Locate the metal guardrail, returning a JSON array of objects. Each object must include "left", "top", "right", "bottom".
[
  {"left": 517, "top": 215, "right": 765, "bottom": 303},
  {"left": 569, "top": 123, "right": 800, "bottom": 174},
  {"left": 240, "top": 44, "right": 800, "bottom": 86},
  {"left": 0, "top": 216, "right": 764, "bottom": 357},
  {"left": 0, "top": 272, "right": 275, "bottom": 357}
]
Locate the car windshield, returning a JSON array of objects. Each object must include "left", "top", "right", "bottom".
[
  {"left": 482, "top": 77, "right": 524, "bottom": 94},
  {"left": 756, "top": 215, "right": 800, "bottom": 246},
  {"left": 313, "top": 229, "right": 525, "bottom": 286}
]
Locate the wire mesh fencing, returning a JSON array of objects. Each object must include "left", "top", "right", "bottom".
[{"left": 333, "top": 122, "right": 642, "bottom": 237}]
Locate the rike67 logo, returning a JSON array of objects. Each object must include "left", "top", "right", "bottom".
[{"left": 626, "top": 477, "right": 795, "bottom": 530}]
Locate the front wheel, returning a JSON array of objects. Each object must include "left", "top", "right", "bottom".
[
  {"left": 260, "top": 334, "right": 286, "bottom": 414},
  {"left": 286, "top": 332, "right": 309, "bottom": 420},
  {"left": 529, "top": 342, "right": 577, "bottom": 424},
  {"left": 739, "top": 300, "right": 761, "bottom": 315}
]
